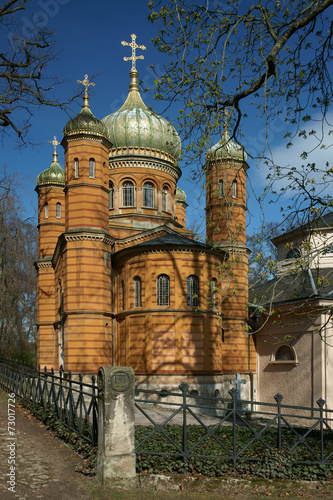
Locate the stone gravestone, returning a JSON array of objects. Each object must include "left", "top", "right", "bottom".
[{"left": 97, "top": 366, "right": 137, "bottom": 488}]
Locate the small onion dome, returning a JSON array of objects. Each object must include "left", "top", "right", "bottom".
[
  {"left": 63, "top": 91, "right": 108, "bottom": 139},
  {"left": 102, "top": 69, "right": 181, "bottom": 159},
  {"left": 37, "top": 158, "right": 65, "bottom": 186},
  {"left": 206, "top": 130, "right": 247, "bottom": 162},
  {"left": 175, "top": 186, "right": 186, "bottom": 202}
]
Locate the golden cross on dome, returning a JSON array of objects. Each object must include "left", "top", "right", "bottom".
[
  {"left": 48, "top": 136, "right": 60, "bottom": 162},
  {"left": 77, "top": 74, "right": 95, "bottom": 92},
  {"left": 121, "top": 34, "right": 146, "bottom": 71}
]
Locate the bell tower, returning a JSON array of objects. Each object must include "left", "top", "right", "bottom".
[
  {"left": 205, "top": 119, "right": 255, "bottom": 374},
  {"left": 57, "top": 76, "right": 113, "bottom": 372},
  {"left": 35, "top": 138, "right": 65, "bottom": 369}
]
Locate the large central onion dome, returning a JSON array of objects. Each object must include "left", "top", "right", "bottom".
[{"left": 102, "top": 70, "right": 181, "bottom": 160}]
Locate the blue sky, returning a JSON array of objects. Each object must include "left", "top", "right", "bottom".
[{"left": 1, "top": 0, "right": 332, "bottom": 236}]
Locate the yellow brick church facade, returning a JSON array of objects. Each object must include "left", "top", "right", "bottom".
[{"left": 35, "top": 37, "right": 255, "bottom": 394}]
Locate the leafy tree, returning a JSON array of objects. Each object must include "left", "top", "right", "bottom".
[
  {"left": 0, "top": 171, "right": 37, "bottom": 360},
  {"left": 148, "top": 0, "right": 333, "bottom": 220},
  {"left": 247, "top": 221, "right": 281, "bottom": 284},
  {"left": 0, "top": 0, "right": 77, "bottom": 140},
  {"left": 149, "top": 0, "right": 333, "bottom": 344}
]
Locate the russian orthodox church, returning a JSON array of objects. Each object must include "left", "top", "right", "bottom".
[{"left": 35, "top": 35, "right": 256, "bottom": 396}]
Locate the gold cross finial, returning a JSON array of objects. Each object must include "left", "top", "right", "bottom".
[
  {"left": 121, "top": 34, "right": 146, "bottom": 71},
  {"left": 77, "top": 74, "right": 95, "bottom": 108},
  {"left": 77, "top": 74, "right": 95, "bottom": 92},
  {"left": 48, "top": 136, "right": 60, "bottom": 162}
]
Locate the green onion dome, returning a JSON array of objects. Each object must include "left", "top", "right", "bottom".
[
  {"left": 63, "top": 92, "right": 109, "bottom": 139},
  {"left": 37, "top": 155, "right": 65, "bottom": 186},
  {"left": 102, "top": 70, "right": 181, "bottom": 160},
  {"left": 176, "top": 187, "right": 186, "bottom": 203},
  {"left": 206, "top": 130, "right": 247, "bottom": 162}
]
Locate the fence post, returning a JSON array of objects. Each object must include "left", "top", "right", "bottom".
[
  {"left": 229, "top": 387, "right": 238, "bottom": 469},
  {"left": 97, "top": 366, "right": 137, "bottom": 489},
  {"left": 317, "top": 397, "right": 325, "bottom": 464},
  {"left": 274, "top": 393, "right": 284, "bottom": 451}
]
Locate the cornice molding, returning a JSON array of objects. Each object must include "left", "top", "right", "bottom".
[
  {"left": 114, "top": 245, "right": 225, "bottom": 262},
  {"left": 209, "top": 242, "right": 250, "bottom": 256},
  {"left": 115, "top": 227, "right": 169, "bottom": 249},
  {"left": 109, "top": 157, "right": 181, "bottom": 181},
  {"left": 61, "top": 133, "right": 111, "bottom": 149},
  {"left": 64, "top": 232, "right": 114, "bottom": 244},
  {"left": 34, "top": 258, "right": 53, "bottom": 269},
  {"left": 116, "top": 308, "right": 223, "bottom": 319},
  {"left": 53, "top": 229, "right": 114, "bottom": 267},
  {"left": 205, "top": 201, "right": 247, "bottom": 210},
  {"left": 64, "top": 182, "right": 109, "bottom": 194}
]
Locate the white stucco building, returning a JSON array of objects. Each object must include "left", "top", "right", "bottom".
[{"left": 250, "top": 212, "right": 333, "bottom": 412}]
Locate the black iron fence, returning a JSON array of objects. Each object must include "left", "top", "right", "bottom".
[
  {"left": 0, "top": 357, "right": 98, "bottom": 445},
  {"left": 1, "top": 357, "right": 333, "bottom": 472},
  {"left": 135, "top": 382, "right": 333, "bottom": 470}
]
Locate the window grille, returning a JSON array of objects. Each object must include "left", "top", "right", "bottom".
[
  {"left": 275, "top": 345, "right": 295, "bottom": 361},
  {"left": 162, "top": 186, "right": 168, "bottom": 212},
  {"left": 187, "top": 275, "right": 199, "bottom": 307},
  {"left": 89, "top": 158, "right": 95, "bottom": 178},
  {"left": 123, "top": 181, "right": 134, "bottom": 207},
  {"left": 56, "top": 202, "right": 61, "bottom": 219},
  {"left": 157, "top": 274, "right": 170, "bottom": 306},
  {"left": 45, "top": 203, "right": 49, "bottom": 219},
  {"left": 286, "top": 248, "right": 301, "bottom": 260},
  {"left": 74, "top": 158, "right": 79, "bottom": 178},
  {"left": 211, "top": 278, "right": 217, "bottom": 308},
  {"left": 143, "top": 182, "right": 154, "bottom": 208},
  {"left": 109, "top": 183, "right": 114, "bottom": 209},
  {"left": 219, "top": 180, "right": 223, "bottom": 197},
  {"left": 232, "top": 180, "right": 237, "bottom": 198},
  {"left": 134, "top": 276, "right": 141, "bottom": 307}
]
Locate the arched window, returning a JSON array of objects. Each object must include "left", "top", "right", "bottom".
[
  {"left": 109, "top": 182, "right": 114, "bottom": 210},
  {"left": 89, "top": 158, "right": 95, "bottom": 178},
  {"left": 123, "top": 181, "right": 134, "bottom": 207},
  {"left": 275, "top": 345, "right": 296, "bottom": 361},
  {"left": 134, "top": 276, "right": 141, "bottom": 307},
  {"left": 211, "top": 278, "right": 217, "bottom": 308},
  {"left": 121, "top": 280, "right": 125, "bottom": 310},
  {"left": 74, "top": 158, "right": 79, "bottom": 178},
  {"left": 56, "top": 202, "right": 61, "bottom": 219},
  {"left": 162, "top": 186, "right": 168, "bottom": 212},
  {"left": 143, "top": 182, "right": 154, "bottom": 208},
  {"left": 232, "top": 180, "right": 237, "bottom": 198},
  {"left": 187, "top": 275, "right": 199, "bottom": 307},
  {"left": 286, "top": 248, "right": 301, "bottom": 260},
  {"left": 157, "top": 274, "right": 170, "bottom": 306},
  {"left": 219, "top": 180, "right": 223, "bottom": 197},
  {"left": 45, "top": 202, "right": 49, "bottom": 219}
]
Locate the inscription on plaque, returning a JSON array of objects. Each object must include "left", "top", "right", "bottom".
[{"left": 109, "top": 370, "right": 131, "bottom": 392}]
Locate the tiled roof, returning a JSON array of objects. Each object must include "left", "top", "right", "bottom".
[
  {"left": 131, "top": 233, "right": 212, "bottom": 250},
  {"left": 249, "top": 267, "right": 333, "bottom": 307}
]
